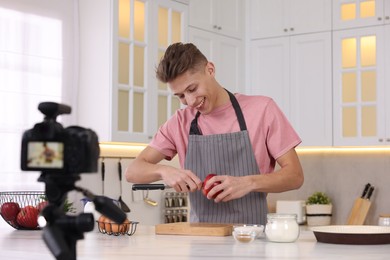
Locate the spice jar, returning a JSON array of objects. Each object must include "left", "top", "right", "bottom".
[{"left": 265, "top": 213, "right": 299, "bottom": 243}]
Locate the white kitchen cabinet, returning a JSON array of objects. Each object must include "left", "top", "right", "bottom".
[
  {"left": 189, "top": 0, "right": 243, "bottom": 39},
  {"left": 249, "top": 37, "right": 290, "bottom": 114},
  {"left": 78, "top": 0, "right": 113, "bottom": 142},
  {"left": 333, "top": 25, "right": 390, "bottom": 145},
  {"left": 333, "top": 0, "right": 390, "bottom": 30},
  {"left": 154, "top": 0, "right": 188, "bottom": 129},
  {"left": 250, "top": 32, "right": 332, "bottom": 146},
  {"left": 78, "top": 0, "right": 187, "bottom": 143},
  {"left": 249, "top": 0, "right": 331, "bottom": 39},
  {"left": 188, "top": 27, "right": 243, "bottom": 94}
]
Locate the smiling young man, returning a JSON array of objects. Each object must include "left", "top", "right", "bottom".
[{"left": 125, "top": 42, "right": 303, "bottom": 225}]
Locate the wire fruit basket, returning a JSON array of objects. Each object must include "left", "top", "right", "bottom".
[
  {"left": 0, "top": 191, "right": 46, "bottom": 230},
  {"left": 96, "top": 216, "right": 138, "bottom": 236}
]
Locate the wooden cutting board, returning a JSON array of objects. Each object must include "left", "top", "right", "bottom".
[{"left": 155, "top": 222, "right": 233, "bottom": 236}]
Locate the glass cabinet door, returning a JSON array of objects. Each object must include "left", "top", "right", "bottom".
[
  {"left": 113, "top": 0, "right": 187, "bottom": 142},
  {"left": 333, "top": 0, "right": 386, "bottom": 29},
  {"left": 155, "top": 1, "right": 187, "bottom": 129},
  {"left": 333, "top": 26, "right": 386, "bottom": 145},
  {"left": 116, "top": 0, "right": 148, "bottom": 136}
]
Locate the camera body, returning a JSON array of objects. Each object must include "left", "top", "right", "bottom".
[{"left": 21, "top": 102, "right": 99, "bottom": 174}]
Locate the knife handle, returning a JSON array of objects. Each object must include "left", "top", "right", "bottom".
[
  {"left": 132, "top": 184, "right": 166, "bottom": 191},
  {"left": 361, "top": 183, "right": 371, "bottom": 198},
  {"left": 118, "top": 160, "right": 122, "bottom": 181},
  {"left": 366, "top": 186, "right": 375, "bottom": 200}
]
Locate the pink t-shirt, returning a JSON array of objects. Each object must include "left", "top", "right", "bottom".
[{"left": 150, "top": 93, "right": 301, "bottom": 174}]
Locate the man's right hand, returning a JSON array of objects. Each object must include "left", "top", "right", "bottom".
[
  {"left": 125, "top": 146, "right": 202, "bottom": 193},
  {"left": 160, "top": 168, "right": 202, "bottom": 192}
]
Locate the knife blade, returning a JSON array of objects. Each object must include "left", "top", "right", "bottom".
[
  {"left": 361, "top": 183, "right": 371, "bottom": 198},
  {"left": 366, "top": 186, "right": 375, "bottom": 200}
]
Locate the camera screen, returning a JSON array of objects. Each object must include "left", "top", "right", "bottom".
[{"left": 26, "top": 142, "right": 64, "bottom": 169}]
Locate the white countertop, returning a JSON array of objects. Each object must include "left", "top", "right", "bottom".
[{"left": 1, "top": 223, "right": 390, "bottom": 260}]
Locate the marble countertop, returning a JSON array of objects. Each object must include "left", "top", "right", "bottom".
[{"left": 1, "top": 223, "right": 390, "bottom": 260}]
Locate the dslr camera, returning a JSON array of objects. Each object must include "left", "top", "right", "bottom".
[
  {"left": 21, "top": 102, "right": 99, "bottom": 174},
  {"left": 20, "top": 102, "right": 126, "bottom": 260}
]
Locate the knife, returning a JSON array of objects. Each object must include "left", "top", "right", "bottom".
[
  {"left": 366, "top": 186, "right": 375, "bottom": 200},
  {"left": 132, "top": 184, "right": 168, "bottom": 191},
  {"left": 361, "top": 183, "right": 371, "bottom": 198}
]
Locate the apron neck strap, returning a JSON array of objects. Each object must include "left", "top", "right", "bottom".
[
  {"left": 227, "top": 90, "right": 247, "bottom": 132},
  {"left": 189, "top": 89, "right": 247, "bottom": 135}
]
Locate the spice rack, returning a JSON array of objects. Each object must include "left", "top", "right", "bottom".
[{"left": 163, "top": 191, "right": 189, "bottom": 223}]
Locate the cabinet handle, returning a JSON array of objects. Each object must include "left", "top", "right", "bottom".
[
  {"left": 386, "top": 138, "right": 390, "bottom": 142},
  {"left": 217, "top": 26, "right": 222, "bottom": 30},
  {"left": 385, "top": 16, "right": 390, "bottom": 20},
  {"left": 379, "top": 138, "right": 384, "bottom": 142},
  {"left": 284, "top": 28, "right": 288, "bottom": 32},
  {"left": 213, "top": 25, "right": 218, "bottom": 29},
  {"left": 290, "top": 27, "right": 294, "bottom": 31},
  {"left": 378, "top": 17, "right": 382, "bottom": 21}
]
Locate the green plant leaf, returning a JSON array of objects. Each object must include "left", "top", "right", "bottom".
[
  {"left": 39, "top": 195, "right": 76, "bottom": 213},
  {"left": 306, "top": 192, "right": 331, "bottom": 205}
]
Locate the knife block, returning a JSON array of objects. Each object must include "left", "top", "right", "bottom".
[{"left": 347, "top": 198, "right": 372, "bottom": 225}]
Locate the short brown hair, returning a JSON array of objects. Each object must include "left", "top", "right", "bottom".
[{"left": 156, "top": 42, "right": 208, "bottom": 83}]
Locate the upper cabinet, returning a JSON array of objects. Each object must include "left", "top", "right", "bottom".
[
  {"left": 188, "top": 27, "right": 243, "bottom": 94},
  {"left": 332, "top": 0, "right": 390, "bottom": 146},
  {"left": 333, "top": 0, "right": 390, "bottom": 30},
  {"left": 249, "top": 0, "right": 331, "bottom": 39},
  {"left": 333, "top": 25, "right": 390, "bottom": 145},
  {"left": 249, "top": 33, "right": 333, "bottom": 146},
  {"left": 78, "top": 0, "right": 188, "bottom": 143},
  {"left": 188, "top": 0, "right": 245, "bottom": 94},
  {"left": 114, "top": 0, "right": 188, "bottom": 142},
  {"left": 248, "top": 0, "right": 332, "bottom": 146},
  {"left": 78, "top": 0, "right": 113, "bottom": 142},
  {"left": 189, "top": 0, "right": 243, "bottom": 39}
]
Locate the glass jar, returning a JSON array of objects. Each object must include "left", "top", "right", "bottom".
[
  {"left": 378, "top": 214, "right": 390, "bottom": 226},
  {"left": 265, "top": 213, "right": 300, "bottom": 243}
]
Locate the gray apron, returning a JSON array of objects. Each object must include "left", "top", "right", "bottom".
[{"left": 184, "top": 90, "right": 268, "bottom": 225}]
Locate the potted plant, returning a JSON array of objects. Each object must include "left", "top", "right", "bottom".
[{"left": 306, "top": 192, "right": 332, "bottom": 226}]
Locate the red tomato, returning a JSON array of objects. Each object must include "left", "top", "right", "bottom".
[
  {"left": 1, "top": 202, "right": 21, "bottom": 221},
  {"left": 16, "top": 206, "right": 39, "bottom": 229},
  {"left": 36, "top": 201, "right": 49, "bottom": 213},
  {"left": 202, "top": 174, "right": 222, "bottom": 199}
]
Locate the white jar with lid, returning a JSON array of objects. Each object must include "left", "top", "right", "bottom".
[{"left": 265, "top": 213, "right": 300, "bottom": 242}]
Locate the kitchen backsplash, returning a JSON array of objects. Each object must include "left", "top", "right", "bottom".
[
  {"left": 70, "top": 142, "right": 182, "bottom": 226},
  {"left": 6, "top": 142, "right": 389, "bottom": 226},
  {"left": 268, "top": 149, "right": 390, "bottom": 225},
  {"left": 76, "top": 144, "right": 390, "bottom": 226}
]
